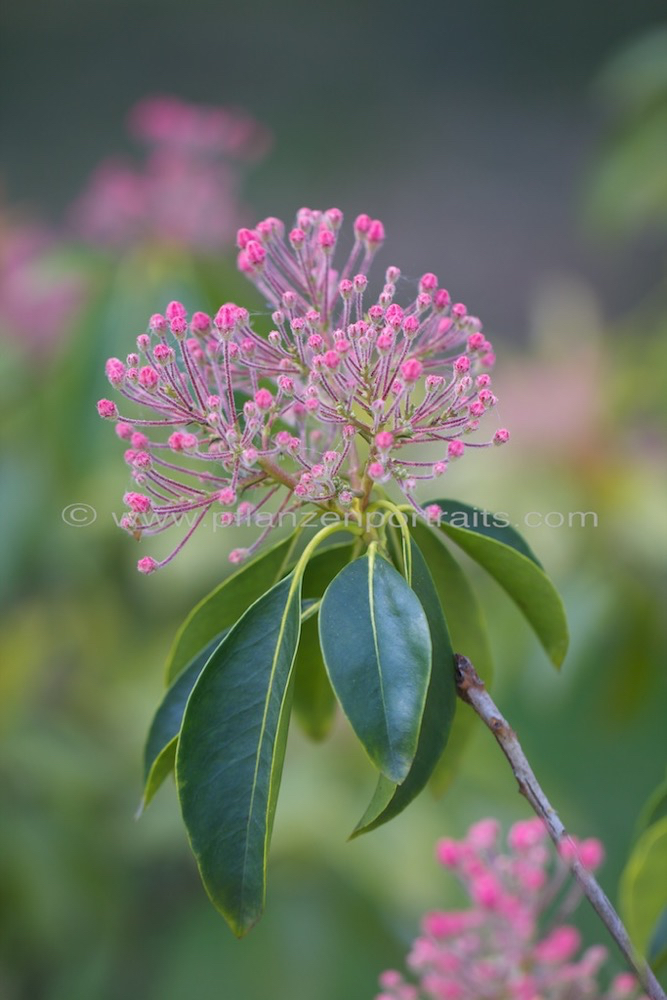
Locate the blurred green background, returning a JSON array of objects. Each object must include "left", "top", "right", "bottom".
[{"left": 1, "top": 2, "right": 666, "bottom": 998}]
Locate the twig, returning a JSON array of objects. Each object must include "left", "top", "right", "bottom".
[{"left": 454, "top": 653, "right": 666, "bottom": 1000}]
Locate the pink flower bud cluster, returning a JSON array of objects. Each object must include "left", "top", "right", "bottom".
[
  {"left": 99, "top": 210, "right": 509, "bottom": 572},
  {"left": 70, "top": 96, "right": 270, "bottom": 250},
  {"left": 236, "top": 208, "right": 508, "bottom": 512},
  {"left": 376, "top": 819, "right": 648, "bottom": 1000}
]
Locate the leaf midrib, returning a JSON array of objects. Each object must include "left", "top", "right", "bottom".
[
  {"left": 368, "top": 549, "right": 391, "bottom": 756},
  {"left": 238, "top": 573, "right": 300, "bottom": 918}
]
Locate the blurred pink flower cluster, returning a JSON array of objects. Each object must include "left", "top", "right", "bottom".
[
  {"left": 69, "top": 96, "right": 271, "bottom": 250},
  {"left": 377, "top": 819, "right": 648, "bottom": 1000},
  {"left": 0, "top": 212, "right": 85, "bottom": 350}
]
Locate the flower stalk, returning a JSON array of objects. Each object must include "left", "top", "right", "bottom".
[{"left": 454, "top": 654, "right": 666, "bottom": 1000}]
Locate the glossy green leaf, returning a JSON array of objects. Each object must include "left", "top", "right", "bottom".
[
  {"left": 141, "top": 631, "right": 228, "bottom": 812},
  {"left": 431, "top": 499, "right": 568, "bottom": 667},
  {"left": 176, "top": 571, "right": 303, "bottom": 936},
  {"left": 319, "top": 549, "right": 432, "bottom": 783},
  {"left": 620, "top": 815, "right": 667, "bottom": 960},
  {"left": 352, "top": 538, "right": 456, "bottom": 836},
  {"left": 165, "top": 530, "right": 298, "bottom": 683},
  {"left": 294, "top": 543, "right": 355, "bottom": 741},
  {"left": 410, "top": 522, "right": 494, "bottom": 796},
  {"left": 433, "top": 499, "right": 542, "bottom": 564}
]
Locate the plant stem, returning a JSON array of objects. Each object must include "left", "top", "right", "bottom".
[{"left": 454, "top": 653, "right": 666, "bottom": 1000}]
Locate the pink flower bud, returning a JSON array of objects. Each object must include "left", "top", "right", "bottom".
[
  {"left": 289, "top": 227, "right": 306, "bottom": 249},
  {"left": 471, "top": 873, "right": 502, "bottom": 909},
  {"left": 354, "top": 213, "right": 371, "bottom": 237},
  {"left": 318, "top": 227, "right": 335, "bottom": 251},
  {"left": 254, "top": 388, "right": 273, "bottom": 410},
  {"left": 401, "top": 358, "right": 423, "bottom": 383},
  {"left": 611, "top": 973, "right": 639, "bottom": 997},
  {"left": 454, "top": 355, "right": 470, "bottom": 374},
  {"left": 534, "top": 926, "right": 580, "bottom": 963},
  {"left": 132, "top": 451, "right": 152, "bottom": 470},
  {"left": 451, "top": 302, "right": 467, "bottom": 319},
  {"left": 137, "top": 556, "right": 158, "bottom": 574},
  {"left": 375, "top": 431, "right": 395, "bottom": 450},
  {"left": 236, "top": 227, "right": 256, "bottom": 249},
  {"left": 153, "top": 343, "right": 174, "bottom": 364},
  {"left": 124, "top": 492, "right": 152, "bottom": 513},
  {"left": 435, "top": 839, "right": 462, "bottom": 868},
  {"left": 367, "top": 461, "right": 385, "bottom": 481},
  {"left": 97, "top": 399, "right": 118, "bottom": 419},
  {"left": 229, "top": 548, "right": 249, "bottom": 564},
  {"left": 494, "top": 428, "right": 510, "bottom": 445},
  {"left": 138, "top": 366, "right": 159, "bottom": 391},
  {"left": 323, "top": 350, "right": 340, "bottom": 369},
  {"left": 165, "top": 301, "right": 187, "bottom": 321},
  {"left": 508, "top": 818, "right": 546, "bottom": 851},
  {"left": 105, "top": 357, "right": 125, "bottom": 385},
  {"left": 115, "top": 422, "right": 133, "bottom": 439},
  {"left": 434, "top": 288, "right": 451, "bottom": 310},
  {"left": 425, "top": 504, "right": 442, "bottom": 522},
  {"left": 191, "top": 311, "right": 211, "bottom": 333},
  {"left": 325, "top": 207, "right": 343, "bottom": 229},
  {"left": 448, "top": 440, "right": 465, "bottom": 459},
  {"left": 385, "top": 303, "right": 404, "bottom": 328},
  {"left": 403, "top": 315, "right": 420, "bottom": 337},
  {"left": 245, "top": 240, "right": 266, "bottom": 267},
  {"left": 367, "top": 219, "right": 385, "bottom": 245},
  {"left": 468, "top": 818, "right": 500, "bottom": 850},
  {"left": 578, "top": 838, "right": 604, "bottom": 871},
  {"left": 419, "top": 272, "right": 438, "bottom": 292},
  {"left": 149, "top": 313, "right": 166, "bottom": 332}
]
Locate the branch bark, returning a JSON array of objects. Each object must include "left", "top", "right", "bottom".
[{"left": 454, "top": 653, "right": 666, "bottom": 1000}]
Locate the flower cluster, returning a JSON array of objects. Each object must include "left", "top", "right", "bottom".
[
  {"left": 98, "top": 208, "right": 509, "bottom": 572},
  {"left": 70, "top": 96, "right": 270, "bottom": 250},
  {"left": 376, "top": 819, "right": 648, "bottom": 1000},
  {"left": 0, "top": 210, "right": 85, "bottom": 351}
]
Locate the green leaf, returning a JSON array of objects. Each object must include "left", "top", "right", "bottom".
[
  {"left": 176, "top": 572, "right": 303, "bottom": 936},
  {"left": 620, "top": 815, "right": 667, "bottom": 960},
  {"left": 648, "top": 907, "right": 667, "bottom": 973},
  {"left": 293, "top": 543, "right": 355, "bottom": 741},
  {"left": 635, "top": 767, "right": 667, "bottom": 838},
  {"left": 141, "top": 631, "right": 228, "bottom": 812},
  {"left": 352, "top": 538, "right": 457, "bottom": 835},
  {"left": 165, "top": 530, "right": 298, "bottom": 683},
  {"left": 410, "top": 522, "right": 494, "bottom": 796},
  {"left": 319, "top": 549, "right": 432, "bottom": 783},
  {"left": 431, "top": 499, "right": 568, "bottom": 667}
]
